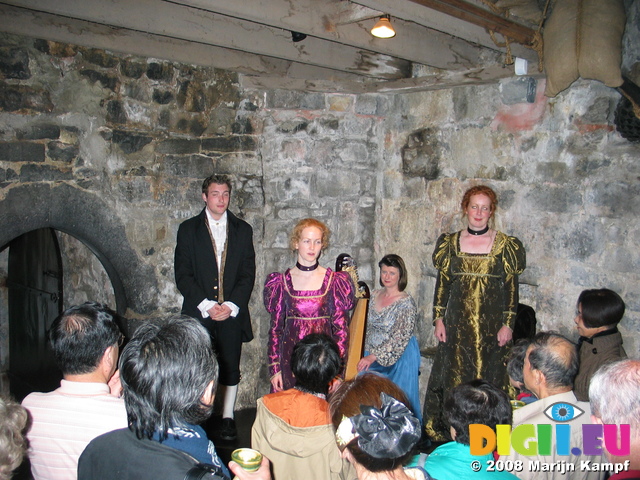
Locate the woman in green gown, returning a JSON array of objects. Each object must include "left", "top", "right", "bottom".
[{"left": 423, "top": 185, "right": 526, "bottom": 441}]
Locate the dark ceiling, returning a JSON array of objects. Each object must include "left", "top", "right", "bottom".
[{"left": 0, "top": 0, "right": 546, "bottom": 92}]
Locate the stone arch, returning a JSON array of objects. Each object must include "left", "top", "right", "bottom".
[{"left": 0, "top": 183, "right": 158, "bottom": 317}]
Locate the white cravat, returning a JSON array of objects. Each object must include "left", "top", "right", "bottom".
[{"left": 206, "top": 210, "right": 228, "bottom": 273}]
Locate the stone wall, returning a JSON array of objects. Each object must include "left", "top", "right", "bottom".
[
  {"left": 0, "top": 33, "right": 380, "bottom": 402},
  {"left": 380, "top": 78, "right": 640, "bottom": 359}
]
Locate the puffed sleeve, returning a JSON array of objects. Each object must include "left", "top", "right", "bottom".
[
  {"left": 329, "top": 270, "right": 356, "bottom": 360},
  {"left": 501, "top": 234, "right": 526, "bottom": 329},
  {"left": 264, "top": 272, "right": 285, "bottom": 378},
  {"left": 432, "top": 233, "right": 454, "bottom": 322}
]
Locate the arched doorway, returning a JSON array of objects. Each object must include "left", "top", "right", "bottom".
[
  {"left": 3, "top": 228, "right": 117, "bottom": 400},
  {"left": 7, "top": 228, "right": 63, "bottom": 400}
]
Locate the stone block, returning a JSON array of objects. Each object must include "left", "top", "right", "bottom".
[
  {"left": 525, "top": 185, "right": 582, "bottom": 214},
  {"left": 328, "top": 94, "right": 354, "bottom": 112},
  {"left": 590, "top": 181, "right": 640, "bottom": 217},
  {"left": 16, "top": 124, "right": 60, "bottom": 140},
  {"left": 47, "top": 141, "right": 79, "bottom": 163},
  {"left": 500, "top": 77, "right": 537, "bottom": 105},
  {"left": 152, "top": 89, "right": 174, "bottom": 105},
  {"left": 266, "top": 89, "right": 324, "bottom": 109},
  {"left": 106, "top": 100, "right": 127, "bottom": 124},
  {"left": 201, "top": 135, "right": 256, "bottom": 153},
  {"left": 174, "top": 115, "right": 208, "bottom": 137},
  {"left": 0, "top": 141, "right": 45, "bottom": 162},
  {"left": 0, "top": 47, "right": 30, "bottom": 79},
  {"left": 146, "top": 62, "right": 175, "bottom": 82},
  {"left": 156, "top": 138, "right": 201, "bottom": 155},
  {"left": 0, "top": 167, "right": 18, "bottom": 184},
  {"left": 80, "top": 48, "right": 119, "bottom": 68},
  {"left": 19, "top": 163, "right": 72, "bottom": 182},
  {"left": 177, "top": 80, "right": 208, "bottom": 112},
  {"left": 0, "top": 82, "right": 53, "bottom": 113},
  {"left": 123, "top": 82, "right": 151, "bottom": 103},
  {"left": 80, "top": 69, "right": 119, "bottom": 91},
  {"left": 355, "top": 94, "right": 389, "bottom": 116},
  {"left": 232, "top": 118, "right": 253, "bottom": 135},
  {"left": 163, "top": 154, "right": 215, "bottom": 177},
  {"left": 401, "top": 128, "right": 441, "bottom": 180},
  {"left": 111, "top": 130, "right": 153, "bottom": 154},
  {"left": 121, "top": 59, "right": 146, "bottom": 79},
  {"left": 277, "top": 119, "right": 308, "bottom": 134}
]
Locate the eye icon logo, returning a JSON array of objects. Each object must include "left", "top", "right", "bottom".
[{"left": 544, "top": 402, "right": 584, "bottom": 422}]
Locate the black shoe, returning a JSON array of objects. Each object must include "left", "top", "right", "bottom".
[{"left": 219, "top": 417, "right": 237, "bottom": 441}]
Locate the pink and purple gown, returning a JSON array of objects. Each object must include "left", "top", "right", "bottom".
[{"left": 264, "top": 268, "right": 355, "bottom": 392}]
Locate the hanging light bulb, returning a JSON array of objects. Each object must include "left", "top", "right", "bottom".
[{"left": 371, "top": 15, "right": 396, "bottom": 39}]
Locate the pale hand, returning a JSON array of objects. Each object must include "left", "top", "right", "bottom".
[
  {"left": 434, "top": 318, "right": 447, "bottom": 343},
  {"left": 497, "top": 325, "right": 513, "bottom": 347},
  {"left": 357, "top": 354, "right": 376, "bottom": 372},
  {"left": 229, "top": 456, "right": 272, "bottom": 480},
  {"left": 208, "top": 303, "right": 232, "bottom": 321},
  {"left": 270, "top": 372, "right": 283, "bottom": 392}
]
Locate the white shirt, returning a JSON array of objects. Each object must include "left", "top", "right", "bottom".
[{"left": 22, "top": 380, "right": 128, "bottom": 480}]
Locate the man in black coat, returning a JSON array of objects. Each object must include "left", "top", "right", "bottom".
[{"left": 174, "top": 174, "right": 256, "bottom": 441}]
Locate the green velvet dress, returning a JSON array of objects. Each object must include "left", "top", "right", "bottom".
[{"left": 423, "top": 231, "right": 526, "bottom": 441}]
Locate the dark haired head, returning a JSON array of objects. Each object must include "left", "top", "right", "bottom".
[
  {"left": 292, "top": 333, "right": 340, "bottom": 395},
  {"left": 119, "top": 316, "right": 218, "bottom": 440},
  {"left": 202, "top": 174, "right": 232, "bottom": 194},
  {"left": 507, "top": 339, "right": 532, "bottom": 385},
  {"left": 378, "top": 254, "right": 408, "bottom": 292},
  {"left": 329, "top": 373, "right": 418, "bottom": 472},
  {"left": 577, "top": 289, "right": 625, "bottom": 329},
  {"left": 527, "top": 332, "right": 578, "bottom": 390},
  {"left": 444, "top": 380, "right": 512, "bottom": 445},
  {"left": 49, "top": 302, "right": 123, "bottom": 375}
]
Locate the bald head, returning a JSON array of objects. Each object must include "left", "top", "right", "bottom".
[{"left": 525, "top": 332, "right": 578, "bottom": 392}]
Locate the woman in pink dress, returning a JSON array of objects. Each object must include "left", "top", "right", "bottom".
[{"left": 264, "top": 218, "right": 355, "bottom": 392}]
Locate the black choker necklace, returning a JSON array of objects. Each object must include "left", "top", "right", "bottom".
[
  {"left": 467, "top": 226, "right": 489, "bottom": 236},
  {"left": 296, "top": 261, "right": 319, "bottom": 271}
]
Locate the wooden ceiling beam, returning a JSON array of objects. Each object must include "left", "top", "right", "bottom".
[
  {"left": 0, "top": 0, "right": 411, "bottom": 80},
  {"left": 405, "top": 0, "right": 537, "bottom": 46}
]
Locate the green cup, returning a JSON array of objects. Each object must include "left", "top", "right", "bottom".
[
  {"left": 510, "top": 400, "right": 525, "bottom": 410},
  {"left": 231, "top": 448, "right": 263, "bottom": 473}
]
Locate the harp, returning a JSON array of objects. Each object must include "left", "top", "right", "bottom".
[{"left": 336, "top": 254, "right": 370, "bottom": 380}]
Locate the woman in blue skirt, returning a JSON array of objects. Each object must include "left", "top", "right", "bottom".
[{"left": 357, "top": 254, "right": 421, "bottom": 423}]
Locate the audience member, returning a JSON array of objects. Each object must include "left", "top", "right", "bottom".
[
  {"left": 507, "top": 339, "right": 536, "bottom": 404},
  {"left": 574, "top": 288, "right": 627, "bottom": 401},
  {"left": 424, "top": 380, "right": 518, "bottom": 479},
  {"left": 79, "top": 316, "right": 232, "bottom": 479},
  {"left": 329, "top": 373, "right": 428, "bottom": 480},
  {"left": 503, "top": 332, "right": 604, "bottom": 480},
  {"left": 252, "top": 333, "right": 353, "bottom": 480},
  {"left": 22, "top": 302, "right": 127, "bottom": 480},
  {"left": 0, "top": 396, "right": 29, "bottom": 480},
  {"left": 589, "top": 359, "right": 640, "bottom": 479}
]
